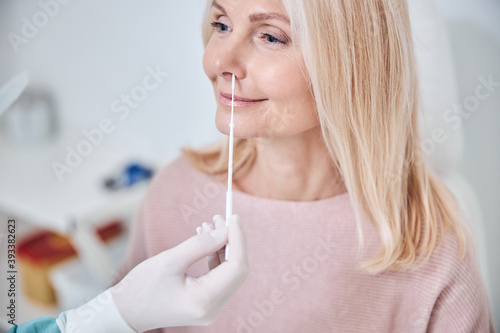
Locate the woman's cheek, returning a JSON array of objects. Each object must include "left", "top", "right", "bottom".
[{"left": 251, "top": 62, "right": 294, "bottom": 99}]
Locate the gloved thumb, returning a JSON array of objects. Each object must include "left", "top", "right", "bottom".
[{"left": 226, "top": 214, "right": 247, "bottom": 263}]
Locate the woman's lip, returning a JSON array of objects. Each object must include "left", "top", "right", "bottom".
[{"left": 218, "top": 92, "right": 267, "bottom": 107}]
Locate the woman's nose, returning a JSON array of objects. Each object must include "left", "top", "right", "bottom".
[{"left": 212, "top": 35, "right": 247, "bottom": 81}]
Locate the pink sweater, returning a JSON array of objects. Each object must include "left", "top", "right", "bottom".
[{"left": 118, "top": 155, "right": 495, "bottom": 333}]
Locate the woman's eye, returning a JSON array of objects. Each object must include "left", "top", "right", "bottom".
[
  {"left": 260, "top": 33, "right": 286, "bottom": 45},
  {"left": 210, "top": 20, "right": 287, "bottom": 46},
  {"left": 210, "top": 21, "right": 231, "bottom": 33}
]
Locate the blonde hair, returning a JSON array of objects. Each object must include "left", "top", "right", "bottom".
[{"left": 183, "top": 0, "right": 473, "bottom": 274}]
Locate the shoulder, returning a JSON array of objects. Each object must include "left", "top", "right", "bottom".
[
  {"left": 153, "top": 154, "right": 198, "bottom": 184},
  {"left": 146, "top": 154, "right": 207, "bottom": 196},
  {"left": 422, "top": 231, "right": 478, "bottom": 287},
  {"left": 140, "top": 154, "right": 223, "bottom": 211},
  {"left": 424, "top": 232, "right": 494, "bottom": 331}
]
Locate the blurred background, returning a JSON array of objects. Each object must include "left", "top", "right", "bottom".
[{"left": 0, "top": 0, "right": 498, "bottom": 331}]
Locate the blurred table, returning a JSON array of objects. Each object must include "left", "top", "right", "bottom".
[{"left": 0, "top": 134, "right": 165, "bottom": 232}]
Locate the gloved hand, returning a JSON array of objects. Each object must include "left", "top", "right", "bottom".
[
  {"left": 112, "top": 213, "right": 249, "bottom": 332},
  {"left": 56, "top": 214, "right": 248, "bottom": 333}
]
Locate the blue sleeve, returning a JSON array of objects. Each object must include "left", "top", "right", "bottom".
[{"left": 7, "top": 317, "right": 61, "bottom": 333}]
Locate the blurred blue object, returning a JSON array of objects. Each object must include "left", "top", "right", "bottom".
[{"left": 104, "top": 162, "right": 154, "bottom": 191}]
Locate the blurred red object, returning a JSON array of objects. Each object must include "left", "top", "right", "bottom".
[{"left": 17, "top": 219, "right": 123, "bottom": 305}]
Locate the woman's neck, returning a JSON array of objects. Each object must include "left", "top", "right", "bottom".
[{"left": 234, "top": 126, "right": 346, "bottom": 201}]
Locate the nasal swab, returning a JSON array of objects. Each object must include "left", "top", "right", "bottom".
[{"left": 225, "top": 73, "right": 235, "bottom": 260}]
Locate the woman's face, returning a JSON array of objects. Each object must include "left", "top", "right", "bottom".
[{"left": 203, "top": 0, "right": 319, "bottom": 139}]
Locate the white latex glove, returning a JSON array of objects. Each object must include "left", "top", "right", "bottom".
[
  {"left": 113, "top": 213, "right": 248, "bottom": 332},
  {"left": 56, "top": 214, "right": 248, "bottom": 333},
  {"left": 201, "top": 214, "right": 235, "bottom": 270}
]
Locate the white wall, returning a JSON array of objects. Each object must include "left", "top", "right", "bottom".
[
  {"left": 434, "top": 0, "right": 500, "bottom": 329},
  {"left": 0, "top": 0, "right": 498, "bottom": 330},
  {"left": 0, "top": 0, "right": 221, "bottom": 160}
]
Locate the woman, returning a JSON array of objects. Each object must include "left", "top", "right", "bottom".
[{"left": 118, "top": 0, "right": 495, "bottom": 332}]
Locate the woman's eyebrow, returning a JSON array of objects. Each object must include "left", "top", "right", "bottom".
[
  {"left": 249, "top": 13, "right": 290, "bottom": 24},
  {"left": 211, "top": 0, "right": 290, "bottom": 25},
  {"left": 211, "top": 0, "right": 228, "bottom": 16}
]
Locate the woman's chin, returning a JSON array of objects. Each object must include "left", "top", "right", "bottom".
[
  {"left": 215, "top": 116, "right": 229, "bottom": 136},
  {"left": 215, "top": 120, "right": 252, "bottom": 139},
  {"left": 216, "top": 112, "right": 238, "bottom": 136}
]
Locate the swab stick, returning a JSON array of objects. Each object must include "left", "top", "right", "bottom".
[{"left": 225, "top": 73, "right": 235, "bottom": 260}]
